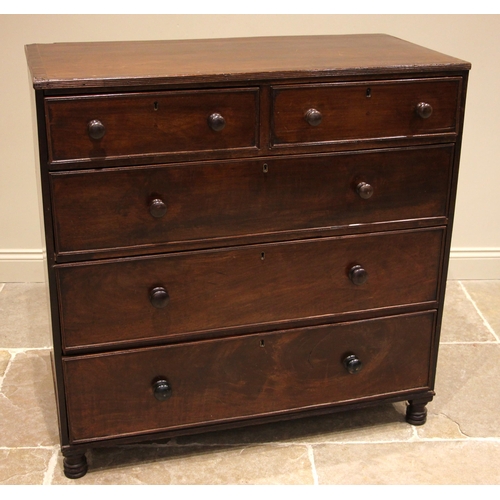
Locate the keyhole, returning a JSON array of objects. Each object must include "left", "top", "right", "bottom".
[
  {"left": 260, "top": 339, "right": 265, "bottom": 348},
  {"left": 366, "top": 88, "right": 371, "bottom": 98},
  {"left": 153, "top": 101, "right": 159, "bottom": 111},
  {"left": 263, "top": 163, "right": 269, "bottom": 173},
  {"left": 261, "top": 252, "right": 265, "bottom": 260}
]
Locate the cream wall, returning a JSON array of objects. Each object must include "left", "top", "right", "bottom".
[{"left": 1, "top": 14, "right": 499, "bottom": 281}]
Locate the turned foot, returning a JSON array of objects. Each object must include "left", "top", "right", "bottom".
[
  {"left": 63, "top": 450, "right": 88, "bottom": 479},
  {"left": 406, "top": 399, "right": 428, "bottom": 426}
]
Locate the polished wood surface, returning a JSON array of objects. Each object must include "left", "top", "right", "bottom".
[
  {"left": 45, "top": 88, "right": 259, "bottom": 163},
  {"left": 57, "top": 228, "right": 444, "bottom": 351},
  {"left": 63, "top": 311, "right": 435, "bottom": 442},
  {"left": 50, "top": 145, "right": 453, "bottom": 257},
  {"left": 271, "top": 78, "right": 461, "bottom": 146},
  {"left": 26, "top": 34, "right": 470, "bottom": 90},
  {"left": 26, "top": 34, "right": 469, "bottom": 478}
]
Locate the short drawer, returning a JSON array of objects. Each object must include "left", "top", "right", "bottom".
[
  {"left": 45, "top": 88, "right": 259, "bottom": 164},
  {"left": 50, "top": 145, "right": 453, "bottom": 257},
  {"left": 63, "top": 311, "right": 435, "bottom": 442},
  {"left": 271, "top": 78, "right": 461, "bottom": 147},
  {"left": 56, "top": 227, "right": 444, "bottom": 351}
]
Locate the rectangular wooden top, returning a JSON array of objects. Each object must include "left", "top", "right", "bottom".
[{"left": 26, "top": 34, "right": 471, "bottom": 90}]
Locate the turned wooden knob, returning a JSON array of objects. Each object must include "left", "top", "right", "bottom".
[
  {"left": 304, "top": 108, "right": 322, "bottom": 126},
  {"left": 149, "top": 198, "right": 167, "bottom": 218},
  {"left": 343, "top": 354, "right": 363, "bottom": 374},
  {"left": 152, "top": 378, "right": 172, "bottom": 401},
  {"left": 415, "top": 102, "right": 433, "bottom": 119},
  {"left": 149, "top": 287, "right": 169, "bottom": 308},
  {"left": 349, "top": 264, "right": 368, "bottom": 285},
  {"left": 87, "top": 119, "right": 106, "bottom": 140},
  {"left": 356, "top": 182, "right": 374, "bottom": 199},
  {"left": 208, "top": 113, "right": 226, "bottom": 131}
]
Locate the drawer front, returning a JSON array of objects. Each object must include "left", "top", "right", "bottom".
[
  {"left": 271, "top": 78, "right": 461, "bottom": 147},
  {"left": 50, "top": 145, "right": 452, "bottom": 256},
  {"left": 45, "top": 88, "right": 259, "bottom": 163},
  {"left": 63, "top": 311, "right": 435, "bottom": 442},
  {"left": 57, "top": 228, "right": 444, "bottom": 351}
]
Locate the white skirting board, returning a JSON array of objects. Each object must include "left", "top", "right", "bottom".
[
  {"left": 447, "top": 248, "right": 500, "bottom": 280},
  {"left": 1, "top": 248, "right": 500, "bottom": 283},
  {"left": 0, "top": 249, "right": 45, "bottom": 282}
]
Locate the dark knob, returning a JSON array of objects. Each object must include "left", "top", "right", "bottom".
[
  {"left": 87, "top": 119, "right": 106, "bottom": 140},
  {"left": 304, "top": 108, "right": 322, "bottom": 126},
  {"left": 152, "top": 378, "right": 172, "bottom": 401},
  {"left": 208, "top": 113, "right": 226, "bottom": 131},
  {"left": 149, "top": 287, "right": 169, "bottom": 309},
  {"left": 343, "top": 354, "right": 363, "bottom": 374},
  {"left": 415, "top": 102, "right": 433, "bottom": 119},
  {"left": 356, "top": 182, "right": 374, "bottom": 199},
  {"left": 149, "top": 198, "right": 167, "bottom": 218},
  {"left": 349, "top": 264, "right": 368, "bottom": 285}
]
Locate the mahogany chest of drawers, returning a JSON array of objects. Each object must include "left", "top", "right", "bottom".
[{"left": 26, "top": 34, "right": 470, "bottom": 478}]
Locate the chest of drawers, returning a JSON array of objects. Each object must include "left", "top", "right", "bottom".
[{"left": 26, "top": 34, "right": 470, "bottom": 478}]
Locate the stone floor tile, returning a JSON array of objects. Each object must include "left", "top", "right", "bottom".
[
  {"left": 51, "top": 443, "right": 314, "bottom": 485},
  {"left": 0, "top": 350, "right": 10, "bottom": 378},
  {"left": 0, "top": 447, "right": 54, "bottom": 485},
  {"left": 0, "top": 283, "right": 51, "bottom": 348},
  {"left": 313, "top": 440, "right": 500, "bottom": 484},
  {"left": 415, "top": 412, "right": 466, "bottom": 439},
  {"left": 461, "top": 280, "right": 500, "bottom": 337},
  {"left": 0, "top": 350, "right": 59, "bottom": 447},
  {"left": 440, "top": 281, "right": 495, "bottom": 343},
  {"left": 176, "top": 402, "right": 412, "bottom": 447},
  {"left": 431, "top": 343, "right": 500, "bottom": 437},
  {"left": 2, "top": 280, "right": 498, "bottom": 485}
]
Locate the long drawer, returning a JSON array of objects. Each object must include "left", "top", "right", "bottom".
[
  {"left": 271, "top": 78, "right": 461, "bottom": 147},
  {"left": 45, "top": 88, "right": 259, "bottom": 164},
  {"left": 56, "top": 227, "right": 444, "bottom": 351},
  {"left": 50, "top": 145, "right": 453, "bottom": 257},
  {"left": 63, "top": 311, "right": 435, "bottom": 443}
]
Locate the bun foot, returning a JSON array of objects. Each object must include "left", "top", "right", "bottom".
[
  {"left": 406, "top": 399, "right": 428, "bottom": 426},
  {"left": 63, "top": 450, "right": 88, "bottom": 479}
]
